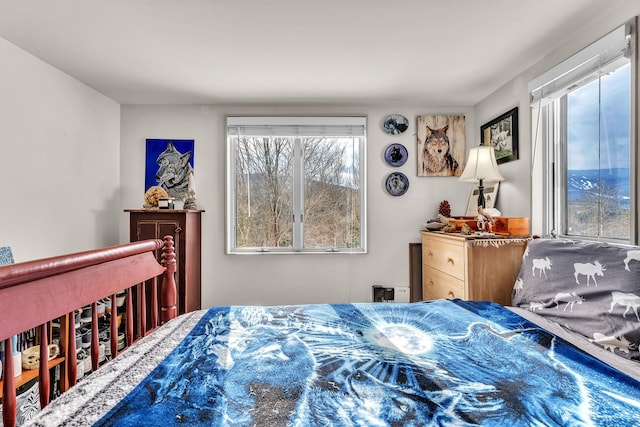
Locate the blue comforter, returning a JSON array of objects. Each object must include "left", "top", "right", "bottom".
[{"left": 96, "top": 300, "right": 640, "bottom": 426}]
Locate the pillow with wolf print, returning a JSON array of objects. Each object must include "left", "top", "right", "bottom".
[{"left": 512, "top": 238, "right": 640, "bottom": 361}]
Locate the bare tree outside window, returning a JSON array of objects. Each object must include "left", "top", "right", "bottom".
[
  {"left": 235, "top": 137, "right": 293, "bottom": 248},
  {"left": 303, "top": 137, "right": 360, "bottom": 249}
]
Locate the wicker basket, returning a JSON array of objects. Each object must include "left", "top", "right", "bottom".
[{"left": 21, "top": 344, "right": 60, "bottom": 370}]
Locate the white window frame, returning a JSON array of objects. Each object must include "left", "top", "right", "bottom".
[
  {"left": 226, "top": 116, "right": 367, "bottom": 254},
  {"left": 530, "top": 21, "right": 637, "bottom": 243}
]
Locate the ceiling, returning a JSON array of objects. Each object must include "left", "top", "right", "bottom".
[{"left": 0, "top": 0, "right": 606, "bottom": 106}]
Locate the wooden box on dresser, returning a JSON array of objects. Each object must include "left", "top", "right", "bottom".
[
  {"left": 125, "top": 209, "right": 204, "bottom": 314},
  {"left": 421, "top": 231, "right": 528, "bottom": 306}
]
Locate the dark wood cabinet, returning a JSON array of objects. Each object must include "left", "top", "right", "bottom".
[{"left": 125, "top": 209, "right": 203, "bottom": 314}]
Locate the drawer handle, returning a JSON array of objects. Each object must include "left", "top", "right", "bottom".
[
  {"left": 447, "top": 258, "right": 455, "bottom": 265},
  {"left": 427, "top": 251, "right": 434, "bottom": 258},
  {"left": 448, "top": 291, "right": 455, "bottom": 299}
]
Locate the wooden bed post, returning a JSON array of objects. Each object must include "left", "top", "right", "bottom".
[
  {"left": 160, "top": 235, "right": 177, "bottom": 323},
  {"left": 125, "top": 287, "right": 134, "bottom": 347},
  {"left": 110, "top": 295, "right": 118, "bottom": 360},
  {"left": 90, "top": 301, "right": 99, "bottom": 372},
  {"left": 150, "top": 277, "right": 159, "bottom": 329},
  {"left": 38, "top": 323, "right": 50, "bottom": 408},
  {"left": 67, "top": 312, "right": 77, "bottom": 386}
]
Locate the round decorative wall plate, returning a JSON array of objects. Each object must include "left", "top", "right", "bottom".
[
  {"left": 383, "top": 114, "right": 409, "bottom": 135},
  {"left": 385, "top": 172, "right": 409, "bottom": 196},
  {"left": 384, "top": 143, "right": 408, "bottom": 167}
]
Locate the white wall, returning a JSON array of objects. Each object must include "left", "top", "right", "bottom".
[
  {"left": 120, "top": 105, "right": 503, "bottom": 307},
  {"left": 0, "top": 37, "right": 121, "bottom": 261},
  {"left": 475, "top": 1, "right": 640, "bottom": 236}
]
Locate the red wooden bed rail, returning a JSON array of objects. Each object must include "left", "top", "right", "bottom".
[{"left": 0, "top": 236, "right": 177, "bottom": 427}]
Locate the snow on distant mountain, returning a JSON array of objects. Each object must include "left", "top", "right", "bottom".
[{"left": 567, "top": 168, "right": 629, "bottom": 203}]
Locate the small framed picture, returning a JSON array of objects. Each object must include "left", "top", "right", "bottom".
[
  {"left": 465, "top": 182, "right": 500, "bottom": 216},
  {"left": 481, "top": 107, "right": 518, "bottom": 164}
]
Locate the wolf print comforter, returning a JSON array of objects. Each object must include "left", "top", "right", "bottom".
[{"left": 30, "top": 300, "right": 640, "bottom": 426}]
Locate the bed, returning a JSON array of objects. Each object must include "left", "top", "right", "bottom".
[{"left": 2, "top": 237, "right": 640, "bottom": 426}]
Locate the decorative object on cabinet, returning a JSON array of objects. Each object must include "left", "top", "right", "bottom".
[
  {"left": 459, "top": 146, "right": 504, "bottom": 210},
  {"left": 491, "top": 217, "right": 530, "bottom": 236},
  {"left": 438, "top": 200, "right": 451, "bottom": 217},
  {"left": 384, "top": 143, "right": 408, "bottom": 167},
  {"left": 423, "top": 203, "right": 451, "bottom": 232},
  {"left": 125, "top": 209, "right": 203, "bottom": 315},
  {"left": 421, "top": 231, "right": 528, "bottom": 306},
  {"left": 416, "top": 115, "right": 465, "bottom": 177},
  {"left": 460, "top": 223, "right": 473, "bottom": 235},
  {"left": 465, "top": 181, "right": 500, "bottom": 215},
  {"left": 424, "top": 221, "right": 445, "bottom": 231},
  {"left": 382, "top": 114, "right": 409, "bottom": 135},
  {"left": 143, "top": 186, "right": 169, "bottom": 208},
  {"left": 385, "top": 172, "right": 409, "bottom": 196},
  {"left": 481, "top": 107, "right": 519, "bottom": 164},
  {"left": 157, "top": 198, "right": 175, "bottom": 209},
  {"left": 442, "top": 216, "right": 529, "bottom": 237},
  {"left": 145, "top": 139, "right": 197, "bottom": 209}
]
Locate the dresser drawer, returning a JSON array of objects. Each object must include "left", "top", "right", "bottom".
[
  {"left": 422, "top": 237, "right": 465, "bottom": 280},
  {"left": 422, "top": 266, "right": 465, "bottom": 300}
]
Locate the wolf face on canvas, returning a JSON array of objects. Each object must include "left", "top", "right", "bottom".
[
  {"left": 155, "top": 142, "right": 195, "bottom": 202},
  {"left": 422, "top": 125, "right": 460, "bottom": 176}
]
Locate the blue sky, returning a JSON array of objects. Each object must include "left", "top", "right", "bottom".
[{"left": 567, "top": 63, "right": 630, "bottom": 170}]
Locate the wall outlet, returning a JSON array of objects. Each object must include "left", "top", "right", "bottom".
[{"left": 393, "top": 287, "right": 410, "bottom": 303}]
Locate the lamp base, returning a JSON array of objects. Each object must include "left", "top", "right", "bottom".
[{"left": 476, "top": 178, "right": 486, "bottom": 210}]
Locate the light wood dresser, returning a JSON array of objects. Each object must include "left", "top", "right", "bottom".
[{"left": 421, "top": 231, "right": 528, "bottom": 306}]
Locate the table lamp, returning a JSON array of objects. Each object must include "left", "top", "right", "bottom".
[{"left": 459, "top": 146, "right": 504, "bottom": 209}]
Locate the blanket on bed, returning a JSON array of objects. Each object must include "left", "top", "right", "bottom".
[{"left": 92, "top": 300, "right": 640, "bottom": 426}]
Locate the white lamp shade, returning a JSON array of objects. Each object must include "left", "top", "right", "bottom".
[{"left": 459, "top": 146, "right": 505, "bottom": 182}]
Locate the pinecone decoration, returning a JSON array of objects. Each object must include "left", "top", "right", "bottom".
[{"left": 439, "top": 200, "right": 451, "bottom": 217}]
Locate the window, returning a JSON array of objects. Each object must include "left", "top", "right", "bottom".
[
  {"left": 530, "top": 23, "right": 634, "bottom": 243},
  {"left": 226, "top": 116, "right": 366, "bottom": 253}
]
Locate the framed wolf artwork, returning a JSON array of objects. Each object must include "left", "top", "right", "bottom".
[
  {"left": 416, "top": 115, "right": 466, "bottom": 177},
  {"left": 145, "top": 139, "right": 197, "bottom": 209}
]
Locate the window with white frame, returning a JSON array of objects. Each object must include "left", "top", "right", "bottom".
[
  {"left": 530, "top": 23, "right": 635, "bottom": 243},
  {"left": 226, "top": 116, "right": 366, "bottom": 253}
]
